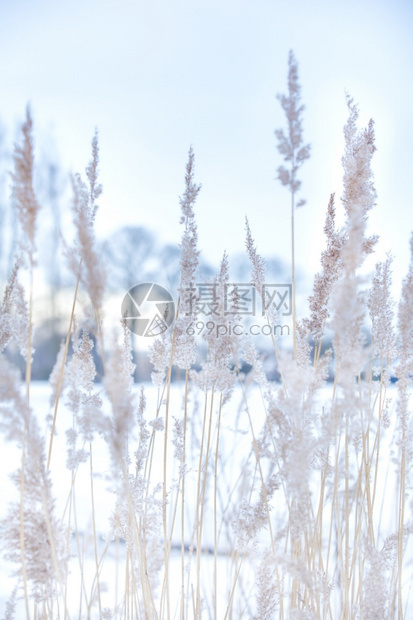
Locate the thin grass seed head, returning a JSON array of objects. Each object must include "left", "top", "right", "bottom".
[
  {"left": 11, "top": 107, "right": 41, "bottom": 265},
  {"left": 253, "top": 549, "right": 279, "bottom": 620},
  {"left": 64, "top": 329, "right": 103, "bottom": 468},
  {"left": 134, "top": 385, "right": 151, "bottom": 477},
  {"left": 275, "top": 50, "right": 311, "bottom": 203},
  {"left": 194, "top": 251, "right": 237, "bottom": 394},
  {"left": 397, "top": 232, "right": 413, "bottom": 364},
  {"left": 0, "top": 258, "right": 30, "bottom": 357},
  {"left": 341, "top": 96, "right": 378, "bottom": 271},
  {"left": 148, "top": 330, "right": 172, "bottom": 386},
  {"left": 105, "top": 326, "right": 136, "bottom": 468},
  {"left": 66, "top": 132, "right": 106, "bottom": 315},
  {"left": 0, "top": 366, "right": 67, "bottom": 603},
  {"left": 174, "top": 146, "right": 201, "bottom": 370},
  {"left": 395, "top": 233, "right": 413, "bottom": 451},
  {"left": 331, "top": 98, "right": 378, "bottom": 389},
  {"left": 245, "top": 217, "right": 266, "bottom": 296},
  {"left": 304, "top": 194, "right": 345, "bottom": 341},
  {"left": 368, "top": 254, "right": 397, "bottom": 368}
]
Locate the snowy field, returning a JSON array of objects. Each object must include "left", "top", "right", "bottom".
[
  {"left": 0, "top": 380, "right": 264, "bottom": 618},
  {"left": 0, "top": 379, "right": 411, "bottom": 619}
]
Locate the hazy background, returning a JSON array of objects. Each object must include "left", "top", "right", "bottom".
[{"left": 0, "top": 0, "right": 412, "bottom": 297}]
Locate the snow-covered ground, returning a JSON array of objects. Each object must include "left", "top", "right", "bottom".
[
  {"left": 0, "top": 381, "right": 259, "bottom": 618},
  {"left": 0, "top": 380, "right": 411, "bottom": 618}
]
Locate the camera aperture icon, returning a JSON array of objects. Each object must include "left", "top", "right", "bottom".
[{"left": 121, "top": 283, "right": 175, "bottom": 337}]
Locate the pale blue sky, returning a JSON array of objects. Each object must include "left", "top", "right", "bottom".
[{"left": 0, "top": 0, "right": 412, "bottom": 298}]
